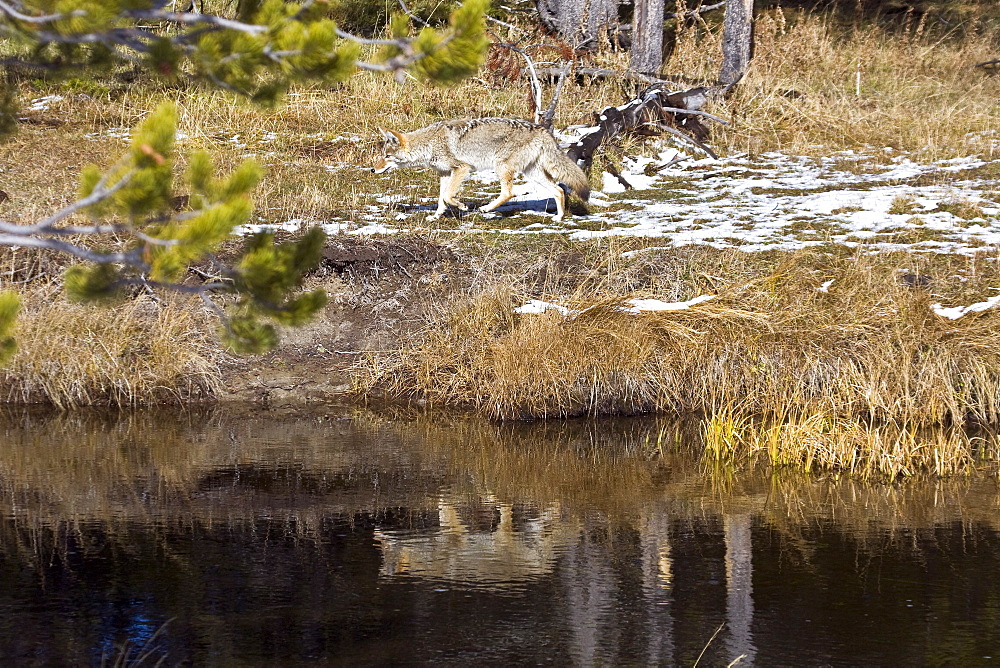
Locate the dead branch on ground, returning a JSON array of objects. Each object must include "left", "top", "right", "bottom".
[{"left": 566, "top": 83, "right": 728, "bottom": 171}]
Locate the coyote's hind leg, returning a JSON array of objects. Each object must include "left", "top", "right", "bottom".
[
  {"left": 479, "top": 168, "right": 516, "bottom": 213},
  {"left": 524, "top": 166, "right": 567, "bottom": 221},
  {"left": 539, "top": 170, "right": 568, "bottom": 221}
]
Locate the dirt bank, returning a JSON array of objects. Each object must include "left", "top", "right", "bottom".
[{"left": 219, "top": 234, "right": 468, "bottom": 407}]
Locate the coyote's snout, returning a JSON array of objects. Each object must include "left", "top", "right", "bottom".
[{"left": 373, "top": 118, "right": 590, "bottom": 222}]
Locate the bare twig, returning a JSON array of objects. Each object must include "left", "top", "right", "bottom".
[
  {"left": 658, "top": 106, "right": 729, "bottom": 125},
  {"left": 485, "top": 13, "right": 522, "bottom": 33},
  {"left": 130, "top": 9, "right": 269, "bottom": 34},
  {"left": 0, "top": 234, "right": 145, "bottom": 266},
  {"left": 0, "top": 0, "right": 86, "bottom": 24},
  {"left": 1, "top": 170, "right": 134, "bottom": 235},
  {"left": 539, "top": 61, "right": 572, "bottom": 129},
  {"left": 535, "top": 65, "right": 684, "bottom": 87},
  {"left": 494, "top": 42, "right": 544, "bottom": 122},
  {"left": 693, "top": 623, "right": 726, "bottom": 668},
  {"left": 652, "top": 121, "right": 718, "bottom": 159},
  {"left": 396, "top": 0, "right": 431, "bottom": 28},
  {"left": 665, "top": 0, "right": 726, "bottom": 20},
  {"left": 116, "top": 277, "right": 231, "bottom": 294}
]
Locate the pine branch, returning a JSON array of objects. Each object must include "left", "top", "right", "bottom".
[
  {"left": 0, "top": 170, "right": 134, "bottom": 236},
  {"left": 0, "top": 233, "right": 146, "bottom": 266},
  {"left": 1, "top": 0, "right": 488, "bottom": 90}
]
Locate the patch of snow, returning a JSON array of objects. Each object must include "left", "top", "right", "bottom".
[
  {"left": 27, "top": 95, "right": 63, "bottom": 111},
  {"left": 514, "top": 300, "right": 573, "bottom": 315},
  {"left": 85, "top": 128, "right": 133, "bottom": 141},
  {"left": 227, "top": 134, "right": 1000, "bottom": 258},
  {"left": 514, "top": 295, "right": 717, "bottom": 317},
  {"left": 235, "top": 218, "right": 309, "bottom": 234},
  {"left": 931, "top": 293, "right": 1000, "bottom": 320},
  {"left": 620, "top": 295, "right": 717, "bottom": 313},
  {"left": 349, "top": 223, "right": 402, "bottom": 235},
  {"left": 602, "top": 172, "right": 627, "bottom": 193}
]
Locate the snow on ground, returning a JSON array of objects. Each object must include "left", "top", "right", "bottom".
[
  {"left": 83, "top": 125, "right": 999, "bottom": 258},
  {"left": 26, "top": 95, "right": 63, "bottom": 112},
  {"left": 511, "top": 295, "right": 718, "bottom": 318},
  {"left": 266, "top": 133, "right": 1000, "bottom": 260},
  {"left": 82, "top": 123, "right": 1000, "bottom": 315},
  {"left": 309, "top": 132, "right": 995, "bottom": 318},
  {"left": 567, "top": 149, "right": 1000, "bottom": 254}
]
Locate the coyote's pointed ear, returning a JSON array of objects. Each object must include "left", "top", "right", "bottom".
[{"left": 380, "top": 128, "right": 408, "bottom": 149}]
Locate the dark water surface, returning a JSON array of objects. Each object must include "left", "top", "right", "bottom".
[{"left": 0, "top": 407, "right": 998, "bottom": 666}]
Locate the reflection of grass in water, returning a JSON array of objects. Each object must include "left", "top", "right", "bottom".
[
  {"left": 1, "top": 407, "right": 999, "bottom": 544},
  {"left": 408, "top": 415, "right": 695, "bottom": 515},
  {"left": 101, "top": 619, "right": 173, "bottom": 668},
  {"left": 397, "top": 413, "right": 1000, "bottom": 533},
  {"left": 702, "top": 411, "right": 1000, "bottom": 481}
]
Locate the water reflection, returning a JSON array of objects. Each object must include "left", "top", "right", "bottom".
[{"left": 0, "top": 407, "right": 998, "bottom": 665}]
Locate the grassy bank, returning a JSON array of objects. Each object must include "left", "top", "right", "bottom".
[
  {"left": 359, "top": 244, "right": 1000, "bottom": 422},
  {"left": 355, "top": 242, "right": 1000, "bottom": 478},
  {"left": 1, "top": 5, "right": 1000, "bottom": 477},
  {"left": 0, "top": 250, "right": 221, "bottom": 407}
]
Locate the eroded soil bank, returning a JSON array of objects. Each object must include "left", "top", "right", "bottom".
[{"left": 218, "top": 233, "right": 476, "bottom": 407}]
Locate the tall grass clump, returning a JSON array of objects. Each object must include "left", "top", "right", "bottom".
[
  {"left": 357, "top": 246, "right": 1000, "bottom": 442},
  {"left": 0, "top": 283, "right": 221, "bottom": 407},
  {"left": 357, "top": 244, "right": 1000, "bottom": 479}
]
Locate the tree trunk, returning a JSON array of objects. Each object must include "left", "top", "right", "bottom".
[
  {"left": 535, "top": 0, "right": 620, "bottom": 51},
  {"left": 629, "top": 0, "right": 666, "bottom": 75},
  {"left": 719, "top": 0, "right": 754, "bottom": 86}
]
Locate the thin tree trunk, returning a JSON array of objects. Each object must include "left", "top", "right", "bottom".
[
  {"left": 630, "top": 0, "right": 666, "bottom": 75},
  {"left": 719, "top": 0, "right": 754, "bottom": 86},
  {"left": 535, "top": 0, "right": 620, "bottom": 50}
]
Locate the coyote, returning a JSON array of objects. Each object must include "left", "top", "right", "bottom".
[{"left": 372, "top": 118, "right": 590, "bottom": 222}]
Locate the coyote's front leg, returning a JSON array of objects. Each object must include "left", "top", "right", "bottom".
[{"left": 428, "top": 164, "right": 471, "bottom": 221}]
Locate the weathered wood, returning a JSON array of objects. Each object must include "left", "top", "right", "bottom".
[
  {"left": 538, "top": 62, "right": 572, "bottom": 130},
  {"left": 565, "top": 83, "right": 726, "bottom": 172},
  {"left": 665, "top": 0, "right": 726, "bottom": 21},
  {"left": 719, "top": 0, "right": 754, "bottom": 86},
  {"left": 534, "top": 0, "right": 620, "bottom": 50},
  {"left": 630, "top": 0, "right": 666, "bottom": 76}
]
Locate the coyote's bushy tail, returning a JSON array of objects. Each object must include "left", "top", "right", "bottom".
[{"left": 544, "top": 148, "right": 591, "bottom": 202}]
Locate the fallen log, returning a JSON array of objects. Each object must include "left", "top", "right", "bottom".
[{"left": 565, "top": 83, "right": 728, "bottom": 170}]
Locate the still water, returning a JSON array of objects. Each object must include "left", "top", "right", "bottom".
[{"left": 0, "top": 407, "right": 998, "bottom": 666}]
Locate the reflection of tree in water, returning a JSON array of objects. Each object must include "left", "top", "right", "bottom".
[{"left": 0, "top": 408, "right": 998, "bottom": 664}]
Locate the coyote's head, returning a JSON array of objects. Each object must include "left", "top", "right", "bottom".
[{"left": 372, "top": 128, "right": 409, "bottom": 174}]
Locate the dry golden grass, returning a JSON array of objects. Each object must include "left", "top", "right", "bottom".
[
  {"left": 0, "top": 269, "right": 221, "bottom": 407},
  {"left": 4, "top": 7, "right": 996, "bottom": 227},
  {"left": 356, "top": 244, "right": 1000, "bottom": 477},
  {"left": 0, "top": 4, "right": 997, "bottom": 444},
  {"left": 709, "top": 8, "right": 1000, "bottom": 159}
]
